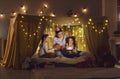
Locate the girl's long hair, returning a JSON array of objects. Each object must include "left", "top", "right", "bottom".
[
  {"left": 66, "top": 36, "right": 76, "bottom": 48},
  {"left": 40, "top": 34, "right": 48, "bottom": 47}
]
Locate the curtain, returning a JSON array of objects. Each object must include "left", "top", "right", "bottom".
[
  {"left": 84, "top": 17, "right": 110, "bottom": 59},
  {"left": 3, "top": 14, "right": 49, "bottom": 69}
]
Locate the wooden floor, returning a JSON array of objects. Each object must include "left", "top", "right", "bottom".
[{"left": 0, "top": 66, "right": 120, "bottom": 79}]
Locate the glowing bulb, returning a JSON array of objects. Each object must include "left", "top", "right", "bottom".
[
  {"left": 40, "top": 11, "right": 43, "bottom": 14},
  {"left": 21, "top": 25, "right": 23, "bottom": 27},
  {"left": 23, "top": 10, "right": 26, "bottom": 13},
  {"left": 21, "top": 5, "right": 26, "bottom": 10},
  {"left": 45, "top": 19, "right": 48, "bottom": 21},
  {"left": 39, "top": 22, "right": 41, "bottom": 24},
  {"left": 50, "top": 13, "right": 56, "bottom": 17},
  {"left": 89, "top": 18, "right": 92, "bottom": 21},
  {"left": 29, "top": 35, "right": 32, "bottom": 37},
  {"left": 92, "top": 26, "right": 95, "bottom": 29},
  {"left": 72, "top": 21, "right": 74, "bottom": 24},
  {"left": 103, "top": 27, "right": 106, "bottom": 29},
  {"left": 20, "top": 20, "right": 22, "bottom": 23},
  {"left": 42, "top": 16, "right": 45, "bottom": 19},
  {"left": 0, "top": 14, "right": 4, "bottom": 18},
  {"left": 40, "top": 19, "right": 42, "bottom": 21},
  {"left": 21, "top": 16, "right": 24, "bottom": 18},
  {"left": 73, "top": 14, "right": 78, "bottom": 17},
  {"left": 49, "top": 19, "right": 52, "bottom": 22},
  {"left": 105, "top": 20, "right": 108, "bottom": 22},
  {"left": 23, "top": 29, "right": 25, "bottom": 31},
  {"left": 12, "top": 12, "right": 17, "bottom": 16},
  {"left": 38, "top": 26, "right": 40, "bottom": 29},
  {"left": 95, "top": 29, "right": 97, "bottom": 32},
  {"left": 25, "top": 32, "right": 28, "bottom": 35},
  {"left": 43, "top": 3, "right": 48, "bottom": 8},
  {"left": 82, "top": 8, "right": 88, "bottom": 14},
  {"left": 33, "top": 33, "right": 36, "bottom": 36},
  {"left": 88, "top": 22, "right": 90, "bottom": 24},
  {"left": 105, "top": 23, "right": 108, "bottom": 26},
  {"left": 101, "top": 30, "right": 104, "bottom": 32}
]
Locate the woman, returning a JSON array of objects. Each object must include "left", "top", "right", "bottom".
[{"left": 53, "top": 27, "right": 67, "bottom": 57}]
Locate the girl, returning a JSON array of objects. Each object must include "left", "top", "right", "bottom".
[
  {"left": 62, "top": 36, "right": 80, "bottom": 58},
  {"left": 63, "top": 36, "right": 90, "bottom": 58},
  {"left": 39, "top": 34, "right": 55, "bottom": 58}
]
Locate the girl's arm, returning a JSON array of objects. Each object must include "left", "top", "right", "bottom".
[{"left": 43, "top": 43, "right": 54, "bottom": 53}]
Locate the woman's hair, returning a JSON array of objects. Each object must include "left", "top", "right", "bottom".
[
  {"left": 55, "top": 27, "right": 62, "bottom": 37},
  {"left": 66, "top": 36, "right": 76, "bottom": 48}
]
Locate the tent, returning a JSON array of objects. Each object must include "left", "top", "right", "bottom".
[{"left": 2, "top": 14, "right": 110, "bottom": 69}]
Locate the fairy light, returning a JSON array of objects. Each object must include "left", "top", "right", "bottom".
[
  {"left": 105, "top": 20, "right": 108, "bottom": 22},
  {"left": 43, "top": 3, "right": 48, "bottom": 8},
  {"left": 25, "top": 32, "right": 28, "bottom": 35},
  {"left": 82, "top": 8, "right": 88, "bottom": 14},
  {"left": 21, "top": 5, "right": 26, "bottom": 10},
  {"left": 40, "top": 11, "right": 43, "bottom": 14},
  {"left": 21, "top": 25, "right": 23, "bottom": 27},
  {"left": 0, "top": 14, "right": 4, "bottom": 18},
  {"left": 95, "top": 29, "right": 97, "bottom": 32},
  {"left": 38, "top": 26, "right": 41, "bottom": 29},
  {"left": 88, "top": 22, "right": 90, "bottom": 24},
  {"left": 50, "top": 13, "right": 56, "bottom": 17},
  {"left": 33, "top": 33, "right": 36, "bottom": 36},
  {"left": 22, "top": 29, "right": 25, "bottom": 31},
  {"left": 103, "top": 27, "right": 106, "bottom": 29},
  {"left": 12, "top": 12, "right": 17, "bottom": 16},
  {"left": 89, "top": 18, "right": 92, "bottom": 21},
  {"left": 73, "top": 14, "right": 78, "bottom": 17}
]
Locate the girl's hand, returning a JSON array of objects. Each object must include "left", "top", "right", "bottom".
[{"left": 72, "top": 49, "right": 77, "bottom": 53}]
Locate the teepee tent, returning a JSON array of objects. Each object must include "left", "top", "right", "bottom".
[
  {"left": 2, "top": 14, "right": 110, "bottom": 69},
  {"left": 3, "top": 14, "right": 49, "bottom": 69}
]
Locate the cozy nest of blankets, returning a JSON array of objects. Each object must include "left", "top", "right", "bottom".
[{"left": 22, "top": 53, "right": 94, "bottom": 69}]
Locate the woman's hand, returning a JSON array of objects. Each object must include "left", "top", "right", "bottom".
[{"left": 54, "top": 44, "right": 60, "bottom": 50}]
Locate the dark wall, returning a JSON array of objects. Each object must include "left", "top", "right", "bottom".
[
  {"left": 0, "top": 0, "right": 102, "bottom": 39},
  {"left": 0, "top": 0, "right": 102, "bottom": 17}
]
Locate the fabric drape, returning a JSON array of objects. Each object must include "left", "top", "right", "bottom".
[
  {"left": 3, "top": 14, "right": 49, "bottom": 69},
  {"left": 84, "top": 17, "right": 110, "bottom": 59}
]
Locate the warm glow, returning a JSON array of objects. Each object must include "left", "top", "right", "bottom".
[
  {"left": 40, "top": 11, "right": 43, "bottom": 14},
  {"left": 50, "top": 13, "right": 56, "bottom": 17},
  {"left": 89, "top": 18, "right": 92, "bottom": 21},
  {"left": 21, "top": 5, "right": 26, "bottom": 10},
  {"left": 0, "top": 14, "right": 4, "bottom": 18},
  {"left": 23, "top": 10, "right": 26, "bottom": 13},
  {"left": 12, "top": 12, "right": 17, "bottom": 16},
  {"left": 105, "top": 20, "right": 108, "bottom": 22},
  {"left": 82, "top": 8, "right": 88, "bottom": 14},
  {"left": 73, "top": 14, "right": 78, "bottom": 17},
  {"left": 43, "top": 3, "right": 48, "bottom": 8}
]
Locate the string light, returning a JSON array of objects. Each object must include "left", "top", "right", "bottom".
[
  {"left": 73, "top": 14, "right": 78, "bottom": 17},
  {"left": 11, "top": 12, "right": 17, "bottom": 16},
  {"left": 21, "top": 5, "right": 26, "bottom": 10},
  {"left": 87, "top": 18, "right": 109, "bottom": 34},
  {"left": 82, "top": 8, "right": 88, "bottom": 14},
  {"left": 50, "top": 13, "right": 56, "bottom": 17},
  {"left": 0, "top": 13, "right": 4, "bottom": 18},
  {"left": 43, "top": 3, "right": 48, "bottom": 8}
]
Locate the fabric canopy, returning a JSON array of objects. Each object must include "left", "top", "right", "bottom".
[
  {"left": 2, "top": 14, "right": 110, "bottom": 69},
  {"left": 3, "top": 14, "right": 49, "bottom": 69}
]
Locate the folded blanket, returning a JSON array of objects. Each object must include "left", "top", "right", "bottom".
[{"left": 33, "top": 56, "right": 86, "bottom": 64}]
